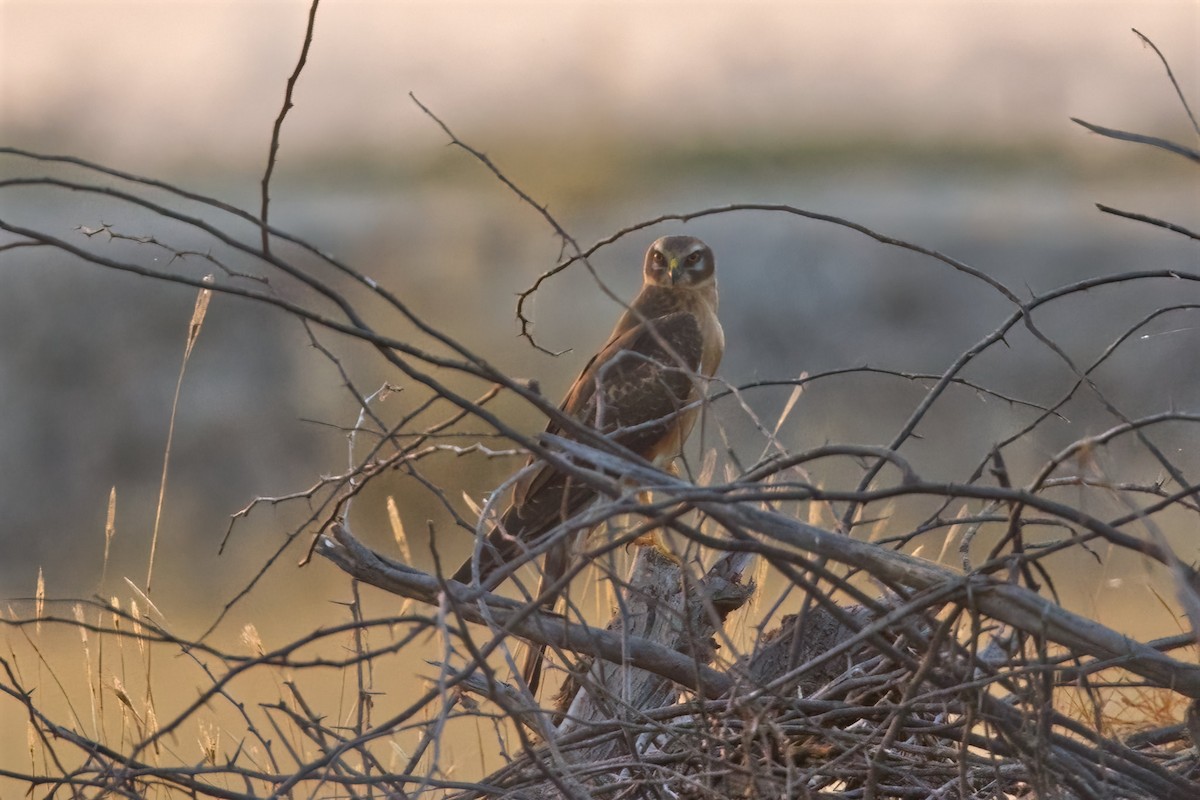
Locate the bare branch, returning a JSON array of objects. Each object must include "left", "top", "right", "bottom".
[
  {"left": 1133, "top": 28, "right": 1200, "bottom": 136},
  {"left": 1071, "top": 116, "right": 1200, "bottom": 163},
  {"left": 260, "top": 0, "right": 321, "bottom": 255}
]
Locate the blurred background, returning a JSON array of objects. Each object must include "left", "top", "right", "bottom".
[{"left": 1, "top": 0, "right": 1198, "bottom": 781}]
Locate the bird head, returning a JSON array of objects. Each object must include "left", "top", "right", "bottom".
[{"left": 643, "top": 236, "right": 716, "bottom": 289}]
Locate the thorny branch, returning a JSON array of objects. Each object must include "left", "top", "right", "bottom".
[{"left": 260, "top": 0, "right": 321, "bottom": 255}]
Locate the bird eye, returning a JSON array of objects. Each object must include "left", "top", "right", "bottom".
[
  {"left": 686, "top": 252, "right": 701, "bottom": 265},
  {"left": 651, "top": 251, "right": 666, "bottom": 266}
]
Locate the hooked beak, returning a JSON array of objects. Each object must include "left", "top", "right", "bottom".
[{"left": 667, "top": 258, "right": 682, "bottom": 285}]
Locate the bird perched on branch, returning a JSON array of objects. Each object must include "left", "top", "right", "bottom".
[{"left": 451, "top": 235, "right": 724, "bottom": 692}]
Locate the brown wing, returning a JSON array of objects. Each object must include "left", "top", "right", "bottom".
[
  {"left": 563, "top": 310, "right": 704, "bottom": 452},
  {"left": 451, "top": 311, "right": 705, "bottom": 585}
]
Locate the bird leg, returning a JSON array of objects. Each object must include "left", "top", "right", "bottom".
[{"left": 633, "top": 461, "right": 681, "bottom": 563}]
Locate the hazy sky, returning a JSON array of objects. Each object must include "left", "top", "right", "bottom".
[{"left": 3, "top": 1, "right": 1197, "bottom": 165}]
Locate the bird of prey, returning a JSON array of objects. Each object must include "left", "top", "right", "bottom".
[{"left": 452, "top": 235, "right": 724, "bottom": 691}]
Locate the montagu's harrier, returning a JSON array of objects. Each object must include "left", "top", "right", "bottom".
[{"left": 452, "top": 235, "right": 724, "bottom": 691}]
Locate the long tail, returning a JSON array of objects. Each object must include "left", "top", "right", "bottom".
[
  {"left": 449, "top": 469, "right": 591, "bottom": 694},
  {"left": 452, "top": 523, "right": 569, "bottom": 695},
  {"left": 519, "top": 539, "right": 571, "bottom": 694},
  {"left": 452, "top": 521, "right": 572, "bottom": 695}
]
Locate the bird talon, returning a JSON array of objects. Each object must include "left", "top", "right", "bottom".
[{"left": 632, "top": 530, "right": 682, "bottom": 564}]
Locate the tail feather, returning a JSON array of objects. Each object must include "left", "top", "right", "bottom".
[
  {"left": 448, "top": 469, "right": 591, "bottom": 696},
  {"left": 519, "top": 540, "right": 570, "bottom": 694},
  {"left": 453, "top": 523, "right": 568, "bottom": 696},
  {"left": 522, "top": 641, "right": 547, "bottom": 695}
]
